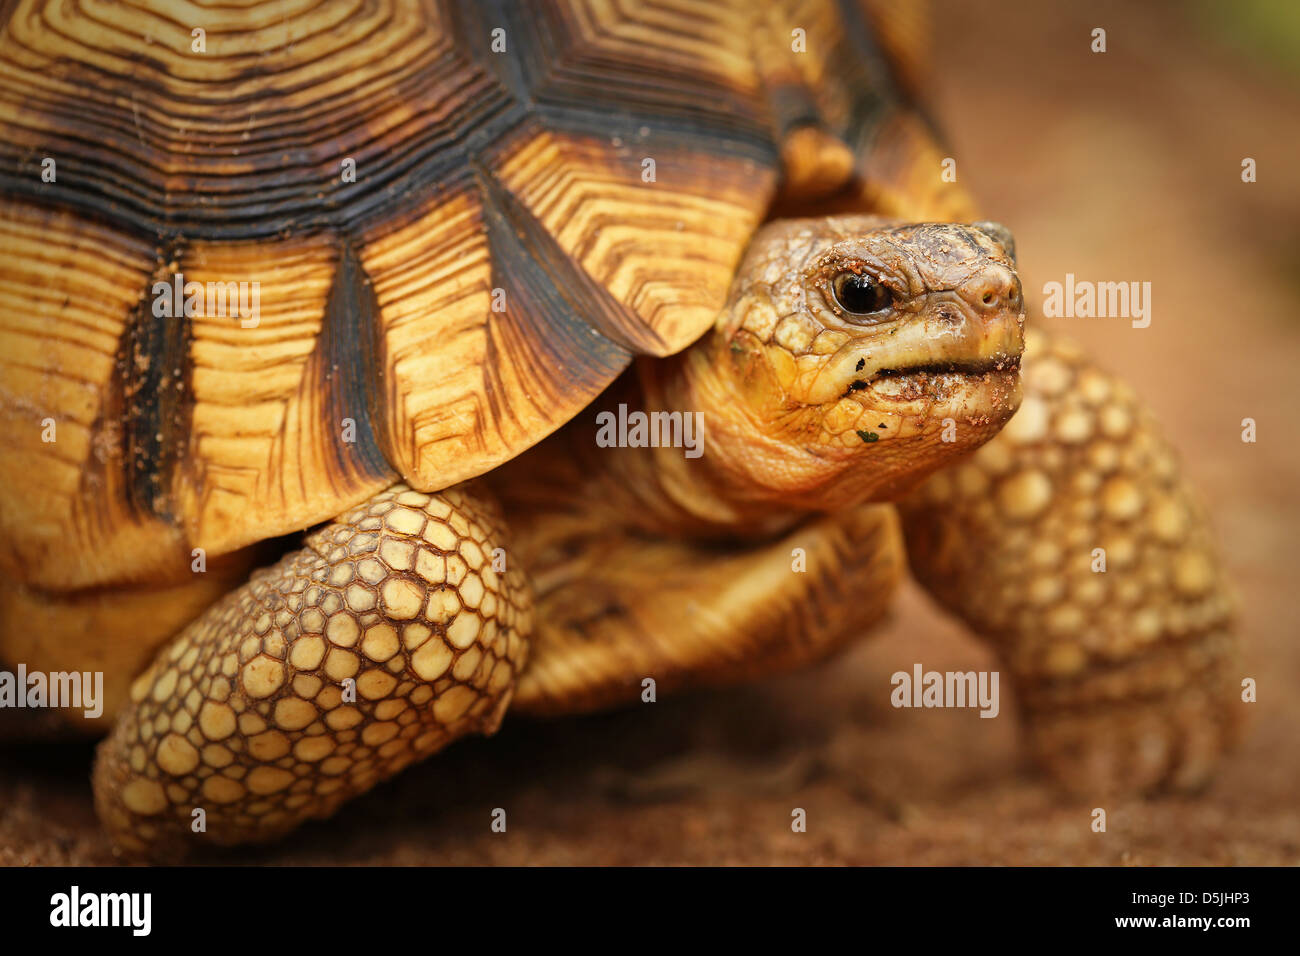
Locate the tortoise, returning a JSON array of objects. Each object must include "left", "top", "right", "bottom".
[{"left": 0, "top": 0, "right": 1240, "bottom": 858}]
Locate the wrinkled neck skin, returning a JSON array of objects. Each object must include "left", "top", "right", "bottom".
[
  {"left": 631, "top": 340, "right": 853, "bottom": 534},
  {"left": 575, "top": 334, "right": 1013, "bottom": 539}
]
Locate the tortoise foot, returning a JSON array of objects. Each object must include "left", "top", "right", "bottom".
[
  {"left": 93, "top": 483, "right": 531, "bottom": 858},
  {"left": 901, "top": 329, "right": 1245, "bottom": 795},
  {"left": 1019, "top": 630, "right": 1244, "bottom": 795}
]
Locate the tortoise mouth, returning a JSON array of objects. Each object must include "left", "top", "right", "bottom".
[
  {"left": 844, "top": 354, "right": 1021, "bottom": 394},
  {"left": 872, "top": 354, "right": 1021, "bottom": 379},
  {"left": 841, "top": 352, "right": 1023, "bottom": 423}
]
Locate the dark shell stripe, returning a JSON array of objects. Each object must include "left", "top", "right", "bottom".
[
  {"left": 0, "top": 0, "right": 779, "bottom": 239},
  {"left": 834, "top": 0, "right": 915, "bottom": 147},
  {"left": 118, "top": 254, "right": 196, "bottom": 523},
  {"left": 314, "top": 241, "right": 398, "bottom": 487},
  {"left": 0, "top": 198, "right": 190, "bottom": 588},
  {"left": 0, "top": 0, "right": 915, "bottom": 587}
]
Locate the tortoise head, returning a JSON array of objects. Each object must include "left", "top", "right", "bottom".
[{"left": 683, "top": 216, "right": 1025, "bottom": 512}]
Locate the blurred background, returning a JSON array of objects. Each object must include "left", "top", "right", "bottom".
[{"left": 3, "top": 0, "right": 1297, "bottom": 864}]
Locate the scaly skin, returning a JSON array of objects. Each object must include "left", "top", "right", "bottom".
[
  {"left": 899, "top": 329, "right": 1241, "bottom": 792},
  {"left": 94, "top": 483, "right": 531, "bottom": 856}
]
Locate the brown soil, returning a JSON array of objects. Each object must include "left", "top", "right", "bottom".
[{"left": 3, "top": 0, "right": 1298, "bottom": 865}]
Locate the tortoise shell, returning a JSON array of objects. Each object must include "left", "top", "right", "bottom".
[{"left": 0, "top": 0, "right": 933, "bottom": 589}]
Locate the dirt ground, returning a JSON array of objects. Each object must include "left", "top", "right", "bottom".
[{"left": 2, "top": 0, "right": 1298, "bottom": 865}]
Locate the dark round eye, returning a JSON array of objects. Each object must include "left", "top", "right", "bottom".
[{"left": 832, "top": 273, "right": 893, "bottom": 315}]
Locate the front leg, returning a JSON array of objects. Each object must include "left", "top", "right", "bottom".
[
  {"left": 93, "top": 482, "right": 531, "bottom": 857},
  {"left": 505, "top": 496, "right": 904, "bottom": 717},
  {"left": 899, "top": 330, "right": 1242, "bottom": 793}
]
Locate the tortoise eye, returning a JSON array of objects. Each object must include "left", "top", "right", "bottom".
[{"left": 832, "top": 273, "right": 893, "bottom": 316}]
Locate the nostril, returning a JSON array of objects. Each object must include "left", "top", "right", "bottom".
[
  {"left": 962, "top": 266, "right": 1017, "bottom": 310},
  {"left": 956, "top": 266, "right": 1017, "bottom": 311}
]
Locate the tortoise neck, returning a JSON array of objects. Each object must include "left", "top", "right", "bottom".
[{"left": 569, "top": 330, "right": 831, "bottom": 538}]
